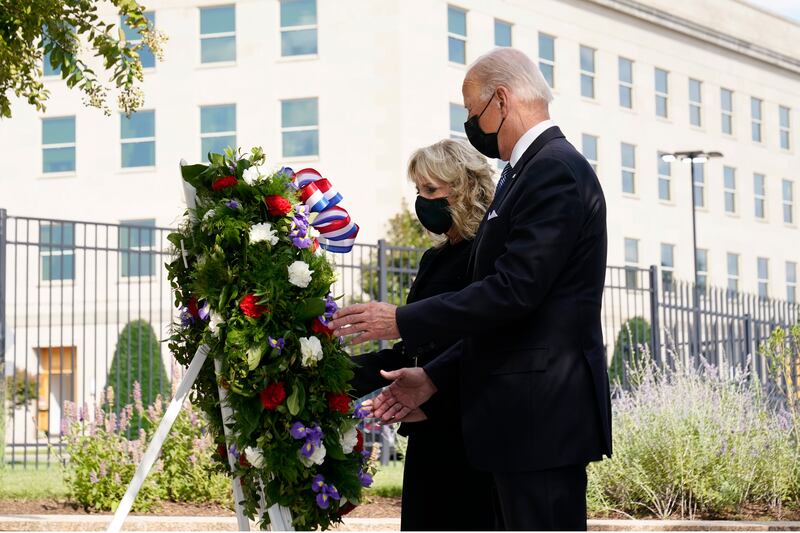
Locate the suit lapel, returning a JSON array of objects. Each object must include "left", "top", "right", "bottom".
[{"left": 467, "top": 126, "right": 567, "bottom": 274}]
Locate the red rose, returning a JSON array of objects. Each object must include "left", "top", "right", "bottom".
[
  {"left": 216, "top": 443, "right": 227, "bottom": 459},
  {"left": 311, "top": 317, "right": 332, "bottom": 337},
  {"left": 239, "top": 452, "right": 250, "bottom": 468},
  {"left": 212, "top": 176, "right": 238, "bottom": 191},
  {"left": 187, "top": 296, "right": 199, "bottom": 318},
  {"left": 327, "top": 392, "right": 351, "bottom": 414},
  {"left": 264, "top": 195, "right": 293, "bottom": 217},
  {"left": 260, "top": 382, "right": 286, "bottom": 410},
  {"left": 354, "top": 430, "right": 364, "bottom": 453},
  {"left": 240, "top": 294, "right": 269, "bottom": 318}
]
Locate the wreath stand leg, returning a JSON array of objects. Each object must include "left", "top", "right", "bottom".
[{"left": 214, "top": 358, "right": 294, "bottom": 531}]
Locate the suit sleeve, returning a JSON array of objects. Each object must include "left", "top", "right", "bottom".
[
  {"left": 396, "top": 157, "right": 583, "bottom": 353},
  {"left": 349, "top": 342, "right": 408, "bottom": 397},
  {"left": 418, "top": 340, "right": 462, "bottom": 420}
]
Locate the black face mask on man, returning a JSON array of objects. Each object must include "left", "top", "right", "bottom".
[
  {"left": 463, "top": 92, "right": 505, "bottom": 159},
  {"left": 415, "top": 195, "right": 453, "bottom": 235}
]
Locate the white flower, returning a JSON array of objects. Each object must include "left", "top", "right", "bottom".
[
  {"left": 244, "top": 446, "right": 265, "bottom": 469},
  {"left": 208, "top": 311, "right": 224, "bottom": 337},
  {"left": 299, "top": 443, "right": 326, "bottom": 467},
  {"left": 340, "top": 426, "right": 358, "bottom": 454},
  {"left": 250, "top": 222, "right": 279, "bottom": 245},
  {"left": 288, "top": 260, "right": 314, "bottom": 288},
  {"left": 202, "top": 208, "right": 215, "bottom": 221},
  {"left": 243, "top": 166, "right": 261, "bottom": 185},
  {"left": 299, "top": 336, "right": 323, "bottom": 367}
]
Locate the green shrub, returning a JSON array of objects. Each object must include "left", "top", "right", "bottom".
[
  {"left": 5, "top": 369, "right": 38, "bottom": 411},
  {"left": 588, "top": 356, "right": 799, "bottom": 519},
  {"left": 60, "top": 384, "right": 230, "bottom": 511},
  {"left": 608, "top": 317, "right": 651, "bottom": 386},
  {"left": 107, "top": 320, "right": 170, "bottom": 422}
]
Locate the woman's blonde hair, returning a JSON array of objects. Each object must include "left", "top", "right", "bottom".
[{"left": 407, "top": 139, "right": 495, "bottom": 244}]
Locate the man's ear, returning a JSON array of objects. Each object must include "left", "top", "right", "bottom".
[{"left": 496, "top": 85, "right": 511, "bottom": 116}]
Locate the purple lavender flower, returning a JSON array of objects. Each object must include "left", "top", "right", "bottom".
[
  {"left": 225, "top": 199, "right": 241, "bottom": 209},
  {"left": 358, "top": 470, "right": 373, "bottom": 488},
  {"left": 311, "top": 474, "right": 325, "bottom": 493},
  {"left": 290, "top": 422, "right": 308, "bottom": 440},
  {"left": 89, "top": 471, "right": 99, "bottom": 484},
  {"left": 268, "top": 337, "right": 285, "bottom": 354}
]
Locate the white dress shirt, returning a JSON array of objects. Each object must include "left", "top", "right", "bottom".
[{"left": 509, "top": 119, "right": 556, "bottom": 168}]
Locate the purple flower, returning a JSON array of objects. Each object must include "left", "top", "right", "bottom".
[
  {"left": 290, "top": 422, "right": 308, "bottom": 440},
  {"left": 268, "top": 337, "right": 285, "bottom": 354},
  {"left": 324, "top": 293, "right": 338, "bottom": 318},
  {"left": 197, "top": 300, "right": 211, "bottom": 321},
  {"left": 292, "top": 236, "right": 312, "bottom": 249},
  {"left": 179, "top": 307, "right": 193, "bottom": 326},
  {"left": 225, "top": 199, "right": 241, "bottom": 209},
  {"left": 358, "top": 470, "right": 373, "bottom": 488},
  {"left": 306, "top": 425, "right": 324, "bottom": 447},
  {"left": 300, "top": 440, "right": 316, "bottom": 458},
  {"left": 316, "top": 492, "right": 331, "bottom": 509},
  {"left": 280, "top": 166, "right": 295, "bottom": 178},
  {"left": 228, "top": 444, "right": 240, "bottom": 460},
  {"left": 311, "top": 474, "right": 325, "bottom": 493},
  {"left": 89, "top": 471, "right": 98, "bottom": 484},
  {"left": 354, "top": 402, "right": 370, "bottom": 419},
  {"left": 323, "top": 484, "right": 341, "bottom": 500}
]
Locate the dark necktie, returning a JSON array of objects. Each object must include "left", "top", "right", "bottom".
[{"left": 496, "top": 163, "right": 513, "bottom": 198}]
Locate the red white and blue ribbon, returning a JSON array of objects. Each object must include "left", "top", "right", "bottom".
[{"left": 294, "top": 168, "right": 359, "bottom": 253}]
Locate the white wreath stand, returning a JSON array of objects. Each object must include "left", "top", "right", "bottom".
[{"left": 106, "top": 345, "right": 294, "bottom": 532}]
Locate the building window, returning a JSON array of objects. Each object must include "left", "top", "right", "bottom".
[
  {"left": 582, "top": 134, "right": 598, "bottom": 173},
  {"left": 200, "top": 5, "right": 236, "bottom": 64},
  {"left": 450, "top": 103, "right": 466, "bottom": 140},
  {"left": 624, "top": 238, "right": 639, "bottom": 289},
  {"left": 200, "top": 104, "right": 236, "bottom": 159},
  {"left": 42, "top": 116, "right": 76, "bottom": 174},
  {"left": 655, "top": 68, "right": 668, "bottom": 118},
  {"left": 660, "top": 243, "right": 675, "bottom": 291},
  {"left": 723, "top": 166, "right": 736, "bottom": 214},
  {"left": 784, "top": 179, "right": 795, "bottom": 224},
  {"left": 579, "top": 45, "right": 595, "bottom": 99},
  {"left": 538, "top": 33, "right": 555, "bottom": 89},
  {"left": 751, "top": 97, "right": 762, "bottom": 143},
  {"left": 282, "top": 98, "right": 319, "bottom": 158},
  {"left": 40, "top": 222, "right": 75, "bottom": 281},
  {"left": 621, "top": 143, "right": 636, "bottom": 194},
  {"left": 120, "top": 219, "right": 156, "bottom": 277},
  {"left": 280, "top": 0, "right": 317, "bottom": 57},
  {"left": 43, "top": 44, "right": 60, "bottom": 77},
  {"left": 689, "top": 78, "right": 702, "bottom": 127},
  {"left": 447, "top": 5, "right": 467, "bottom": 64},
  {"left": 779, "top": 106, "right": 791, "bottom": 150},
  {"left": 122, "top": 11, "right": 155, "bottom": 68},
  {"left": 754, "top": 173, "right": 766, "bottom": 219},
  {"left": 757, "top": 257, "right": 769, "bottom": 299},
  {"left": 618, "top": 57, "right": 633, "bottom": 109},
  {"left": 721, "top": 88, "right": 733, "bottom": 135},
  {"left": 120, "top": 110, "right": 155, "bottom": 168},
  {"left": 787, "top": 261, "right": 797, "bottom": 303},
  {"left": 727, "top": 252, "right": 739, "bottom": 295},
  {"left": 494, "top": 19, "right": 511, "bottom": 47},
  {"left": 696, "top": 249, "right": 708, "bottom": 293},
  {"left": 657, "top": 151, "right": 671, "bottom": 201},
  {"left": 693, "top": 162, "right": 705, "bottom": 208}
]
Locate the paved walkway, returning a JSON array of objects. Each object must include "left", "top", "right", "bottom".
[{"left": 1, "top": 515, "right": 800, "bottom": 531}]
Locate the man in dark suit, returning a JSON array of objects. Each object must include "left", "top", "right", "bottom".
[{"left": 329, "top": 47, "right": 611, "bottom": 531}]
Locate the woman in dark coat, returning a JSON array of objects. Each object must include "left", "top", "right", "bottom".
[{"left": 350, "top": 139, "right": 496, "bottom": 531}]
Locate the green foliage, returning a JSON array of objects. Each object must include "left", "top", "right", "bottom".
[
  {"left": 360, "top": 200, "right": 432, "bottom": 305},
  {"left": 60, "top": 387, "right": 229, "bottom": 512},
  {"left": 107, "top": 319, "right": 170, "bottom": 429},
  {"left": 166, "top": 147, "right": 368, "bottom": 530},
  {"left": 0, "top": 466, "right": 68, "bottom": 499},
  {"left": 588, "top": 358, "right": 800, "bottom": 519},
  {"left": 0, "top": 0, "right": 168, "bottom": 118},
  {"left": 4, "top": 369, "right": 38, "bottom": 411},
  {"left": 608, "top": 317, "right": 651, "bottom": 386}
]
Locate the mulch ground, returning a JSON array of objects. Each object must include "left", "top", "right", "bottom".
[{"left": 0, "top": 496, "right": 402, "bottom": 518}]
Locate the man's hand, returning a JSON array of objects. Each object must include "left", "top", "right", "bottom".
[
  {"left": 372, "top": 368, "right": 437, "bottom": 422},
  {"left": 328, "top": 302, "right": 400, "bottom": 344}
]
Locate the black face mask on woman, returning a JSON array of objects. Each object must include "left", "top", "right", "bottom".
[
  {"left": 463, "top": 92, "right": 505, "bottom": 159},
  {"left": 415, "top": 195, "right": 453, "bottom": 235}
]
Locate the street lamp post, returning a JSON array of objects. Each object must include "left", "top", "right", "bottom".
[{"left": 660, "top": 150, "right": 723, "bottom": 358}]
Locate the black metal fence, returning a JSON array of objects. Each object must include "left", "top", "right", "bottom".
[{"left": 1, "top": 210, "right": 798, "bottom": 467}]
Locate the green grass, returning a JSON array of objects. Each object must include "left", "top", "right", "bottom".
[
  {"left": 366, "top": 460, "right": 403, "bottom": 498},
  {"left": 0, "top": 466, "right": 68, "bottom": 500}
]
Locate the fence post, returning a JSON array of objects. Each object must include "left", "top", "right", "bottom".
[
  {"left": 743, "top": 313, "right": 753, "bottom": 362},
  {"left": 377, "top": 239, "right": 388, "bottom": 350},
  {"left": 648, "top": 265, "right": 661, "bottom": 367},
  {"left": 0, "top": 209, "right": 6, "bottom": 381}
]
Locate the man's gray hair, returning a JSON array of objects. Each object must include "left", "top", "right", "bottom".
[{"left": 467, "top": 48, "right": 553, "bottom": 104}]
